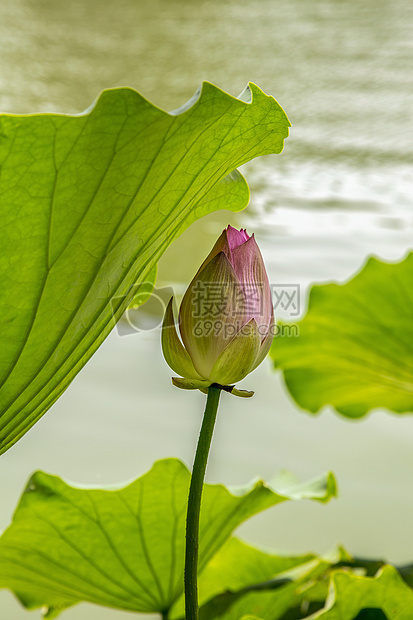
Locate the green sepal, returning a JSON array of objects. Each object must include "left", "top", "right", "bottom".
[
  {"left": 229, "top": 387, "right": 255, "bottom": 398},
  {"left": 162, "top": 298, "right": 203, "bottom": 380},
  {"left": 199, "top": 384, "right": 254, "bottom": 397},
  {"left": 172, "top": 377, "right": 212, "bottom": 390}
]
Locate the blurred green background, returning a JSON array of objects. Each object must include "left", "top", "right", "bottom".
[{"left": 0, "top": 0, "right": 412, "bottom": 617}]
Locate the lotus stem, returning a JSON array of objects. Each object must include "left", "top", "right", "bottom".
[{"left": 185, "top": 385, "right": 222, "bottom": 619}]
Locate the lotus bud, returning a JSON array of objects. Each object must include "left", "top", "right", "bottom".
[{"left": 161, "top": 226, "right": 274, "bottom": 397}]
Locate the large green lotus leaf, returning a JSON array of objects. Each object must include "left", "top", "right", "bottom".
[
  {"left": 271, "top": 253, "right": 413, "bottom": 418},
  {"left": 0, "top": 458, "right": 336, "bottom": 617},
  {"left": 0, "top": 82, "right": 290, "bottom": 455},
  {"left": 199, "top": 538, "right": 315, "bottom": 608},
  {"left": 197, "top": 551, "right": 413, "bottom": 620},
  {"left": 198, "top": 567, "right": 413, "bottom": 620},
  {"left": 196, "top": 546, "right": 350, "bottom": 620},
  {"left": 398, "top": 563, "right": 413, "bottom": 589},
  {"left": 310, "top": 565, "right": 413, "bottom": 619},
  {"left": 170, "top": 537, "right": 316, "bottom": 618},
  {"left": 199, "top": 583, "right": 299, "bottom": 620}
]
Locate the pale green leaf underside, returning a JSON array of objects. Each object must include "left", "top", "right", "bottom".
[
  {"left": 172, "top": 537, "right": 317, "bottom": 619},
  {"left": 0, "top": 82, "right": 290, "bottom": 454},
  {"left": 0, "top": 458, "right": 336, "bottom": 616},
  {"left": 271, "top": 253, "right": 413, "bottom": 418},
  {"left": 197, "top": 545, "right": 346, "bottom": 620},
  {"left": 198, "top": 547, "right": 413, "bottom": 620},
  {"left": 199, "top": 567, "right": 413, "bottom": 620},
  {"left": 311, "top": 566, "right": 413, "bottom": 619}
]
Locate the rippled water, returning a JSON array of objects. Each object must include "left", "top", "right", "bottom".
[{"left": 1, "top": 0, "right": 413, "bottom": 617}]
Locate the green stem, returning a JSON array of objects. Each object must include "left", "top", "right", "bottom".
[{"left": 185, "top": 385, "right": 222, "bottom": 620}]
